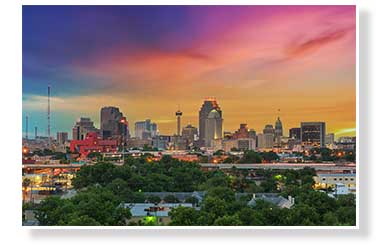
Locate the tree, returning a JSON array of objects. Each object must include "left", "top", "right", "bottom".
[
  {"left": 146, "top": 195, "right": 161, "bottom": 204},
  {"left": 169, "top": 206, "right": 199, "bottom": 225},
  {"left": 185, "top": 196, "right": 199, "bottom": 206},
  {"left": 214, "top": 215, "right": 242, "bottom": 226},
  {"left": 207, "top": 187, "right": 235, "bottom": 202},
  {"left": 22, "top": 178, "right": 31, "bottom": 203},
  {"left": 260, "top": 151, "right": 279, "bottom": 162},
  {"left": 66, "top": 215, "right": 101, "bottom": 226},
  {"left": 240, "top": 150, "right": 262, "bottom": 163}
]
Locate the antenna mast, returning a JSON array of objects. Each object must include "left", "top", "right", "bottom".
[{"left": 48, "top": 84, "right": 51, "bottom": 146}]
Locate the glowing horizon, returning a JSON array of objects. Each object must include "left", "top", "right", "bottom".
[{"left": 22, "top": 5, "right": 356, "bottom": 139}]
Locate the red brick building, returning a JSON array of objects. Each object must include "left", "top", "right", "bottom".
[{"left": 70, "top": 132, "right": 118, "bottom": 157}]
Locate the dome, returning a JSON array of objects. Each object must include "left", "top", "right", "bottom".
[{"left": 207, "top": 109, "right": 221, "bottom": 119}]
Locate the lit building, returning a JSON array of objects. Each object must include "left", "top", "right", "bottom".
[
  {"left": 135, "top": 119, "right": 157, "bottom": 139},
  {"left": 152, "top": 135, "right": 171, "bottom": 150},
  {"left": 236, "top": 138, "right": 256, "bottom": 151},
  {"left": 100, "top": 106, "right": 129, "bottom": 141},
  {"left": 325, "top": 133, "right": 335, "bottom": 145},
  {"left": 259, "top": 124, "right": 275, "bottom": 149},
  {"left": 199, "top": 98, "right": 222, "bottom": 146},
  {"left": 232, "top": 123, "right": 250, "bottom": 139},
  {"left": 56, "top": 132, "right": 68, "bottom": 145},
  {"left": 313, "top": 173, "right": 356, "bottom": 192},
  {"left": 289, "top": 127, "right": 301, "bottom": 140},
  {"left": 70, "top": 132, "right": 118, "bottom": 157},
  {"left": 274, "top": 117, "right": 283, "bottom": 143},
  {"left": 127, "top": 138, "right": 153, "bottom": 149},
  {"left": 182, "top": 124, "right": 198, "bottom": 145},
  {"left": 204, "top": 109, "right": 223, "bottom": 147},
  {"left": 300, "top": 122, "right": 326, "bottom": 147},
  {"left": 72, "top": 117, "right": 99, "bottom": 140}
]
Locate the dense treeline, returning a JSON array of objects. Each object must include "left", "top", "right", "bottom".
[{"left": 32, "top": 155, "right": 355, "bottom": 226}]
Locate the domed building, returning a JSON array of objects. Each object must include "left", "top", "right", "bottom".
[{"left": 275, "top": 117, "right": 283, "bottom": 143}]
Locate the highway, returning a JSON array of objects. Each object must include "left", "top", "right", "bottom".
[
  {"left": 22, "top": 162, "right": 356, "bottom": 172},
  {"left": 199, "top": 163, "right": 356, "bottom": 171}
]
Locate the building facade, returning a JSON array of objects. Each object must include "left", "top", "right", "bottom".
[
  {"left": 56, "top": 132, "right": 68, "bottom": 145},
  {"left": 72, "top": 117, "right": 99, "bottom": 141},
  {"left": 199, "top": 98, "right": 222, "bottom": 146},
  {"left": 300, "top": 122, "right": 326, "bottom": 147},
  {"left": 135, "top": 119, "right": 158, "bottom": 139},
  {"left": 70, "top": 132, "right": 118, "bottom": 157},
  {"left": 204, "top": 109, "right": 223, "bottom": 147},
  {"left": 100, "top": 106, "right": 129, "bottom": 142}
]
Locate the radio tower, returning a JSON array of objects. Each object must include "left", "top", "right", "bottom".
[
  {"left": 25, "top": 115, "right": 28, "bottom": 140},
  {"left": 47, "top": 84, "right": 51, "bottom": 146}
]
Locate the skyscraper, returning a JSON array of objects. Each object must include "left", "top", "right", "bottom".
[
  {"left": 289, "top": 127, "right": 301, "bottom": 140},
  {"left": 72, "top": 117, "right": 98, "bottom": 140},
  {"left": 57, "top": 132, "right": 68, "bottom": 145},
  {"left": 301, "top": 122, "right": 326, "bottom": 147},
  {"left": 100, "top": 106, "right": 129, "bottom": 140},
  {"left": 204, "top": 109, "right": 223, "bottom": 147},
  {"left": 262, "top": 124, "right": 275, "bottom": 148},
  {"left": 199, "top": 98, "right": 222, "bottom": 146},
  {"left": 182, "top": 124, "right": 198, "bottom": 145},
  {"left": 134, "top": 119, "right": 157, "bottom": 139},
  {"left": 274, "top": 117, "right": 283, "bottom": 143}
]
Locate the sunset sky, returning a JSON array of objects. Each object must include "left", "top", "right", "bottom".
[{"left": 22, "top": 5, "right": 356, "bottom": 139}]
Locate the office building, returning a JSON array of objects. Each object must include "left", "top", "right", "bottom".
[
  {"left": 204, "top": 109, "right": 223, "bottom": 147},
  {"left": 289, "top": 127, "right": 301, "bottom": 140},
  {"left": 135, "top": 119, "right": 158, "bottom": 139},
  {"left": 182, "top": 124, "right": 198, "bottom": 145},
  {"left": 56, "top": 132, "right": 68, "bottom": 145},
  {"left": 72, "top": 117, "right": 99, "bottom": 140},
  {"left": 100, "top": 106, "right": 129, "bottom": 141},
  {"left": 325, "top": 133, "right": 335, "bottom": 145},
  {"left": 300, "top": 122, "right": 326, "bottom": 147},
  {"left": 199, "top": 98, "right": 222, "bottom": 146}
]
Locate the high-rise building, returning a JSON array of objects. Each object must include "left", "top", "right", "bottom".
[
  {"left": 152, "top": 135, "right": 171, "bottom": 150},
  {"left": 232, "top": 124, "right": 250, "bottom": 139},
  {"left": 72, "top": 117, "right": 98, "bottom": 140},
  {"left": 134, "top": 119, "right": 157, "bottom": 139},
  {"left": 57, "top": 132, "right": 68, "bottom": 145},
  {"left": 300, "top": 122, "right": 326, "bottom": 147},
  {"left": 289, "top": 127, "right": 301, "bottom": 140},
  {"left": 204, "top": 109, "right": 223, "bottom": 147},
  {"left": 182, "top": 124, "right": 198, "bottom": 145},
  {"left": 274, "top": 117, "right": 283, "bottom": 143},
  {"left": 261, "top": 124, "right": 275, "bottom": 149},
  {"left": 325, "top": 133, "right": 335, "bottom": 145},
  {"left": 199, "top": 98, "right": 222, "bottom": 146},
  {"left": 100, "top": 106, "right": 129, "bottom": 141}
]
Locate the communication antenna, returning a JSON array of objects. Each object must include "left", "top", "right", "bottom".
[
  {"left": 25, "top": 115, "right": 28, "bottom": 140},
  {"left": 48, "top": 84, "right": 51, "bottom": 146}
]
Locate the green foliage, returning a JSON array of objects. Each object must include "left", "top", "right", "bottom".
[
  {"left": 146, "top": 195, "right": 161, "bottom": 204},
  {"left": 240, "top": 150, "right": 262, "bottom": 163},
  {"left": 214, "top": 215, "right": 242, "bottom": 226},
  {"left": 260, "top": 151, "right": 279, "bottom": 162},
  {"left": 169, "top": 206, "right": 199, "bottom": 225},
  {"left": 35, "top": 187, "right": 131, "bottom": 226}
]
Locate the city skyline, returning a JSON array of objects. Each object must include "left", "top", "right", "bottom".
[{"left": 22, "top": 5, "right": 356, "bottom": 138}]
